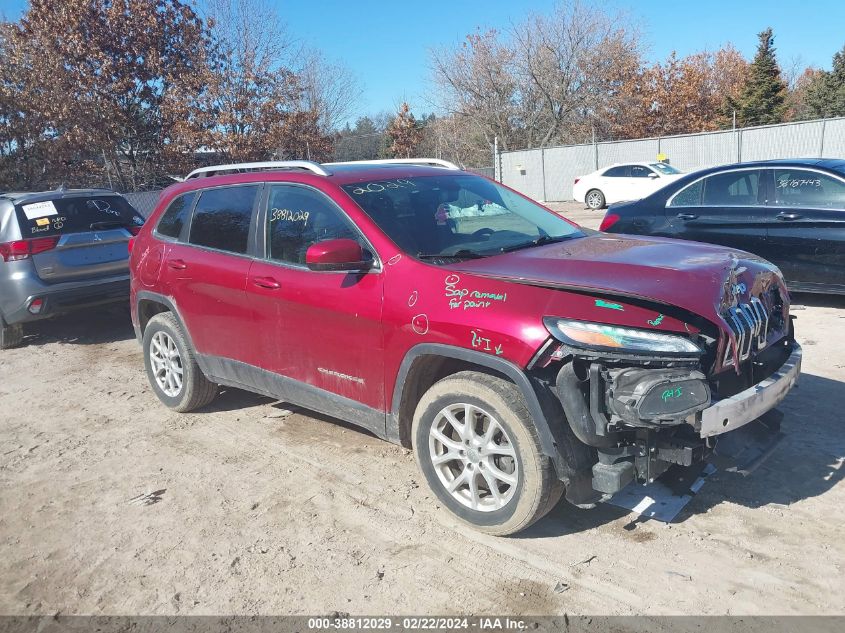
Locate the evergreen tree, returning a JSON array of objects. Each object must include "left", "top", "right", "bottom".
[
  {"left": 723, "top": 28, "right": 787, "bottom": 127},
  {"left": 802, "top": 43, "right": 845, "bottom": 118}
]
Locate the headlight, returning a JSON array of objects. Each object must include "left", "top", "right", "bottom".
[{"left": 544, "top": 317, "right": 702, "bottom": 355}]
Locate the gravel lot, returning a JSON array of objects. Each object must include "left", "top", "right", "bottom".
[{"left": 1, "top": 203, "right": 843, "bottom": 616}]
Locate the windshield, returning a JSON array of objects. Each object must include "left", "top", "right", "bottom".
[
  {"left": 650, "top": 163, "right": 682, "bottom": 175},
  {"left": 341, "top": 174, "right": 583, "bottom": 260}
]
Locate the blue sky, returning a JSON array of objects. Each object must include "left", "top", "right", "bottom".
[{"left": 2, "top": 0, "right": 844, "bottom": 121}]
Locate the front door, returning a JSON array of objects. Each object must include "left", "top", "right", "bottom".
[
  {"left": 246, "top": 183, "right": 385, "bottom": 412},
  {"left": 764, "top": 167, "right": 845, "bottom": 290},
  {"left": 628, "top": 164, "right": 658, "bottom": 200}
]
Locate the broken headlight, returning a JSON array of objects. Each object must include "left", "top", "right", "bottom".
[{"left": 544, "top": 318, "right": 703, "bottom": 356}]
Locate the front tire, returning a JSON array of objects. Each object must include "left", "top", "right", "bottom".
[
  {"left": 585, "top": 189, "right": 606, "bottom": 210},
  {"left": 143, "top": 312, "right": 217, "bottom": 412},
  {"left": 412, "top": 371, "right": 562, "bottom": 536}
]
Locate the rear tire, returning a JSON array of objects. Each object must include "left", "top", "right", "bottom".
[
  {"left": 143, "top": 312, "right": 217, "bottom": 412},
  {"left": 0, "top": 316, "right": 24, "bottom": 350},
  {"left": 586, "top": 189, "right": 606, "bottom": 210},
  {"left": 412, "top": 371, "right": 561, "bottom": 536}
]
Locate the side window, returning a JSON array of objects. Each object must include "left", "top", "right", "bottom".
[
  {"left": 772, "top": 169, "right": 845, "bottom": 208},
  {"left": 702, "top": 170, "right": 760, "bottom": 206},
  {"left": 630, "top": 165, "right": 654, "bottom": 178},
  {"left": 156, "top": 192, "right": 195, "bottom": 239},
  {"left": 266, "top": 185, "right": 362, "bottom": 265},
  {"left": 602, "top": 166, "right": 629, "bottom": 177},
  {"left": 188, "top": 185, "right": 258, "bottom": 254},
  {"left": 669, "top": 180, "right": 704, "bottom": 207}
]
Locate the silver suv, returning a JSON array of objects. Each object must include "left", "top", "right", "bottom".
[{"left": 0, "top": 188, "right": 145, "bottom": 348}]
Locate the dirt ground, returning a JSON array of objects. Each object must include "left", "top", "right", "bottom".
[{"left": 1, "top": 203, "right": 843, "bottom": 616}]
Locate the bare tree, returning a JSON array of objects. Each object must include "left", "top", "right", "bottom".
[
  {"left": 294, "top": 47, "right": 362, "bottom": 133},
  {"left": 430, "top": 29, "right": 520, "bottom": 152},
  {"left": 429, "top": 1, "right": 642, "bottom": 154},
  {"left": 510, "top": 1, "right": 642, "bottom": 146},
  {"left": 190, "top": 0, "right": 303, "bottom": 161}
]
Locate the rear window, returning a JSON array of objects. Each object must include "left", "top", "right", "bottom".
[{"left": 15, "top": 195, "right": 144, "bottom": 237}]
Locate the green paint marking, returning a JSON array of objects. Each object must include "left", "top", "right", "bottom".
[
  {"left": 595, "top": 299, "right": 624, "bottom": 311},
  {"left": 648, "top": 314, "right": 665, "bottom": 327},
  {"left": 661, "top": 387, "right": 684, "bottom": 402}
]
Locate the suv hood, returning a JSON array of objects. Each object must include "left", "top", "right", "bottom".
[{"left": 448, "top": 233, "right": 787, "bottom": 330}]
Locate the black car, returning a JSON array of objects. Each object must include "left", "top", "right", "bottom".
[{"left": 600, "top": 159, "right": 845, "bottom": 295}]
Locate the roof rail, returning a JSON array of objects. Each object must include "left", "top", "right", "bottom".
[
  {"left": 324, "top": 158, "right": 461, "bottom": 170},
  {"left": 185, "top": 160, "right": 331, "bottom": 180}
]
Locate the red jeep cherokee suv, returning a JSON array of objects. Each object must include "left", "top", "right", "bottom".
[{"left": 130, "top": 159, "right": 801, "bottom": 535}]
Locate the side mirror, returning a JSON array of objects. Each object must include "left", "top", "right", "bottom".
[
  {"left": 305, "top": 238, "right": 373, "bottom": 272},
  {"left": 648, "top": 172, "right": 659, "bottom": 179}
]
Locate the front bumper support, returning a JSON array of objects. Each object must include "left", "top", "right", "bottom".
[{"left": 697, "top": 343, "right": 802, "bottom": 438}]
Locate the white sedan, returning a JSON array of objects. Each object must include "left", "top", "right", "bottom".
[{"left": 573, "top": 162, "right": 685, "bottom": 209}]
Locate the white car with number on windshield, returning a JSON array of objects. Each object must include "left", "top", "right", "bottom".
[{"left": 573, "top": 162, "right": 684, "bottom": 210}]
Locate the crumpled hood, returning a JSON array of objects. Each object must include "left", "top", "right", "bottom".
[{"left": 449, "top": 233, "right": 788, "bottom": 334}]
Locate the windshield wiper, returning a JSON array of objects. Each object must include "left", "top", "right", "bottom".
[
  {"left": 500, "top": 235, "right": 573, "bottom": 253},
  {"left": 417, "top": 249, "right": 487, "bottom": 260}
]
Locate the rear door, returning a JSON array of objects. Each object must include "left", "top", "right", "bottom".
[
  {"left": 15, "top": 195, "right": 144, "bottom": 283},
  {"left": 666, "top": 168, "right": 774, "bottom": 259},
  {"left": 160, "top": 184, "right": 260, "bottom": 363},
  {"left": 764, "top": 167, "right": 845, "bottom": 289}
]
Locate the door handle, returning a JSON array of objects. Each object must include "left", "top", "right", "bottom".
[
  {"left": 252, "top": 276, "right": 281, "bottom": 290},
  {"left": 776, "top": 212, "right": 802, "bottom": 221},
  {"left": 675, "top": 213, "right": 698, "bottom": 220},
  {"left": 167, "top": 258, "right": 187, "bottom": 270}
]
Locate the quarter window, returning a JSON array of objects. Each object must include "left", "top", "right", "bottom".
[
  {"left": 188, "top": 186, "right": 258, "bottom": 254},
  {"left": 156, "top": 192, "right": 195, "bottom": 239},
  {"left": 266, "top": 185, "right": 362, "bottom": 265},
  {"left": 772, "top": 169, "right": 845, "bottom": 208},
  {"left": 668, "top": 180, "right": 704, "bottom": 207}
]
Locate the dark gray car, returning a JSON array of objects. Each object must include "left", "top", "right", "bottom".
[{"left": 0, "top": 188, "right": 145, "bottom": 348}]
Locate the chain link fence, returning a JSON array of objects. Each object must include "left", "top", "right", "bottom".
[
  {"left": 121, "top": 190, "right": 163, "bottom": 218},
  {"left": 496, "top": 116, "right": 845, "bottom": 202}
]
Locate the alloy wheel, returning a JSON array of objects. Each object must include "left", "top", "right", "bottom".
[
  {"left": 149, "top": 331, "right": 184, "bottom": 397},
  {"left": 428, "top": 403, "right": 518, "bottom": 512}
]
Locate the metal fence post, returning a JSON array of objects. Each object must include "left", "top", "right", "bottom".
[
  {"left": 540, "top": 147, "right": 547, "bottom": 201},
  {"left": 820, "top": 118, "right": 827, "bottom": 158},
  {"left": 493, "top": 136, "right": 499, "bottom": 182}
]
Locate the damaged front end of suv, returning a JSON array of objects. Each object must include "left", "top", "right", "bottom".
[{"left": 527, "top": 264, "right": 801, "bottom": 503}]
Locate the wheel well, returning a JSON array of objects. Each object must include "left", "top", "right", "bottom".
[
  {"left": 137, "top": 299, "right": 170, "bottom": 334},
  {"left": 395, "top": 354, "right": 511, "bottom": 448}
]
